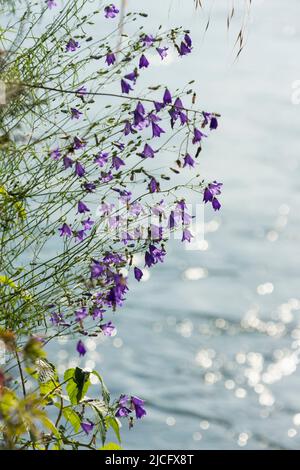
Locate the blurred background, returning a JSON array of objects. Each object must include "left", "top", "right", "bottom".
[{"left": 52, "top": 0, "right": 300, "bottom": 449}]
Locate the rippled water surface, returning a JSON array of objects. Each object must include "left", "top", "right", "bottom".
[{"left": 51, "top": 0, "right": 300, "bottom": 449}]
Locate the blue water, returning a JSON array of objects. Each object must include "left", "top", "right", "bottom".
[{"left": 51, "top": 0, "right": 300, "bottom": 449}]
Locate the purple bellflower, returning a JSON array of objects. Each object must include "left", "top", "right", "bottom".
[
  {"left": 139, "top": 54, "right": 149, "bottom": 69},
  {"left": 66, "top": 39, "right": 80, "bottom": 52},
  {"left": 104, "top": 4, "right": 119, "bottom": 18},
  {"left": 121, "top": 79, "right": 133, "bottom": 94},
  {"left": 131, "top": 396, "right": 147, "bottom": 419},
  {"left": 106, "top": 52, "right": 116, "bottom": 66},
  {"left": 76, "top": 340, "right": 86, "bottom": 356},
  {"left": 134, "top": 267, "right": 143, "bottom": 282},
  {"left": 59, "top": 223, "right": 72, "bottom": 237},
  {"left": 81, "top": 421, "right": 94, "bottom": 434}
]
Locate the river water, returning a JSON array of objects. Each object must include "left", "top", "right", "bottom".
[{"left": 51, "top": 0, "right": 300, "bottom": 449}]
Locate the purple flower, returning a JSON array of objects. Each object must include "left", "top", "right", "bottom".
[
  {"left": 150, "top": 244, "right": 165, "bottom": 263},
  {"left": 59, "top": 223, "right": 72, "bottom": 237},
  {"left": 149, "top": 177, "right": 159, "bottom": 193},
  {"left": 81, "top": 421, "right": 94, "bottom": 434},
  {"left": 154, "top": 101, "right": 164, "bottom": 112},
  {"left": 134, "top": 267, "right": 143, "bottom": 282},
  {"left": 174, "top": 97, "right": 183, "bottom": 109},
  {"left": 163, "top": 88, "right": 172, "bottom": 105},
  {"left": 117, "top": 189, "right": 132, "bottom": 203},
  {"left": 82, "top": 217, "right": 94, "bottom": 231},
  {"left": 124, "top": 70, "right": 138, "bottom": 83},
  {"left": 140, "top": 143, "right": 155, "bottom": 159},
  {"left": 179, "top": 111, "right": 188, "bottom": 125},
  {"left": 101, "top": 321, "right": 116, "bottom": 336},
  {"left": 73, "top": 136, "right": 86, "bottom": 150},
  {"left": 204, "top": 181, "right": 223, "bottom": 199},
  {"left": 75, "top": 161, "right": 85, "bottom": 177},
  {"left": 100, "top": 171, "right": 113, "bottom": 183},
  {"left": 66, "top": 39, "right": 80, "bottom": 52},
  {"left": 50, "top": 311, "right": 64, "bottom": 325},
  {"left": 75, "top": 307, "right": 88, "bottom": 322},
  {"left": 203, "top": 181, "right": 223, "bottom": 211},
  {"left": 182, "top": 228, "right": 193, "bottom": 242},
  {"left": 133, "top": 101, "right": 146, "bottom": 127},
  {"left": 106, "top": 52, "right": 116, "bottom": 66},
  {"left": 145, "top": 244, "right": 165, "bottom": 267},
  {"left": 77, "top": 201, "right": 90, "bottom": 214},
  {"left": 156, "top": 47, "right": 168, "bottom": 60},
  {"left": 177, "top": 199, "right": 187, "bottom": 211},
  {"left": 151, "top": 224, "right": 163, "bottom": 240},
  {"left": 91, "top": 260, "right": 105, "bottom": 279},
  {"left": 179, "top": 41, "right": 192, "bottom": 56},
  {"left": 168, "top": 211, "right": 176, "bottom": 229},
  {"left": 76, "top": 86, "right": 87, "bottom": 97},
  {"left": 141, "top": 34, "right": 154, "bottom": 48},
  {"left": 46, "top": 0, "right": 57, "bottom": 8},
  {"left": 116, "top": 395, "right": 131, "bottom": 418},
  {"left": 124, "top": 121, "right": 134, "bottom": 135},
  {"left": 202, "top": 111, "right": 211, "bottom": 126},
  {"left": 83, "top": 181, "right": 96, "bottom": 192},
  {"left": 116, "top": 406, "right": 131, "bottom": 418},
  {"left": 184, "top": 33, "right": 192, "bottom": 48},
  {"left": 75, "top": 229, "right": 86, "bottom": 242},
  {"left": 129, "top": 202, "right": 143, "bottom": 216},
  {"left": 92, "top": 308, "right": 104, "bottom": 320},
  {"left": 76, "top": 340, "right": 86, "bottom": 356},
  {"left": 152, "top": 122, "right": 165, "bottom": 138},
  {"left": 149, "top": 111, "right": 162, "bottom": 123},
  {"left": 50, "top": 147, "right": 61, "bottom": 160},
  {"left": 168, "top": 97, "right": 187, "bottom": 126},
  {"left": 131, "top": 396, "right": 146, "bottom": 419},
  {"left": 145, "top": 250, "right": 155, "bottom": 268},
  {"left": 183, "top": 153, "right": 195, "bottom": 168},
  {"left": 121, "top": 79, "right": 133, "bottom": 94},
  {"left": 63, "top": 155, "right": 74, "bottom": 169},
  {"left": 71, "top": 108, "right": 83, "bottom": 120},
  {"left": 112, "top": 155, "right": 125, "bottom": 170},
  {"left": 94, "top": 151, "right": 109, "bottom": 167},
  {"left": 212, "top": 198, "right": 221, "bottom": 211},
  {"left": 192, "top": 128, "right": 207, "bottom": 144},
  {"left": 151, "top": 200, "right": 165, "bottom": 216},
  {"left": 210, "top": 116, "right": 218, "bottom": 130},
  {"left": 139, "top": 54, "right": 149, "bottom": 69},
  {"left": 99, "top": 202, "right": 114, "bottom": 216},
  {"left": 114, "top": 141, "right": 125, "bottom": 151},
  {"left": 105, "top": 275, "right": 128, "bottom": 308},
  {"left": 104, "top": 4, "right": 119, "bottom": 18},
  {"left": 103, "top": 252, "right": 125, "bottom": 265}
]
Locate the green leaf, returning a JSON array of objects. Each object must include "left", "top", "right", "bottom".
[
  {"left": 86, "top": 400, "right": 108, "bottom": 446},
  {"left": 40, "top": 415, "right": 62, "bottom": 449},
  {"left": 40, "top": 380, "right": 59, "bottom": 397},
  {"left": 62, "top": 407, "right": 81, "bottom": 432},
  {"left": 105, "top": 416, "right": 121, "bottom": 444},
  {"left": 0, "top": 275, "right": 31, "bottom": 301},
  {"left": 91, "top": 370, "right": 110, "bottom": 405},
  {"left": 64, "top": 368, "right": 91, "bottom": 405},
  {"left": 99, "top": 442, "right": 122, "bottom": 450}
]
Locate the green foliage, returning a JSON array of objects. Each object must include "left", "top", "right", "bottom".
[
  {"left": 100, "top": 442, "right": 122, "bottom": 450},
  {"left": 65, "top": 367, "right": 91, "bottom": 405}
]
